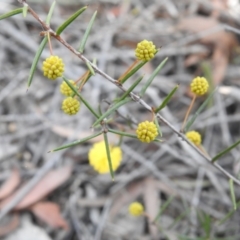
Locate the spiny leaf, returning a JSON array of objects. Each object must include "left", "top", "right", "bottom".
[
  {"left": 56, "top": 6, "right": 87, "bottom": 35},
  {"left": 229, "top": 179, "right": 237, "bottom": 210},
  {"left": 27, "top": 36, "right": 48, "bottom": 88},
  {"left": 153, "top": 196, "right": 174, "bottom": 223},
  {"left": 212, "top": 138, "right": 240, "bottom": 163},
  {"left": 22, "top": 5, "right": 28, "bottom": 18},
  {"left": 63, "top": 77, "right": 99, "bottom": 118},
  {"left": 120, "top": 60, "right": 147, "bottom": 84},
  {"left": 46, "top": 1, "right": 56, "bottom": 25},
  {"left": 78, "top": 11, "right": 97, "bottom": 53},
  {"left": 140, "top": 57, "right": 168, "bottom": 96},
  {"left": 49, "top": 132, "right": 102, "bottom": 152},
  {"left": 154, "top": 116, "right": 162, "bottom": 137},
  {"left": 184, "top": 88, "right": 217, "bottom": 132},
  {"left": 218, "top": 200, "right": 240, "bottom": 225},
  {"left": 86, "top": 61, "right": 95, "bottom": 75},
  {"left": 103, "top": 132, "right": 114, "bottom": 181},
  {"left": 92, "top": 98, "right": 131, "bottom": 127},
  {"left": 154, "top": 85, "right": 179, "bottom": 113},
  {"left": 0, "top": 8, "right": 23, "bottom": 21},
  {"left": 108, "top": 129, "right": 138, "bottom": 139},
  {"left": 117, "top": 75, "right": 144, "bottom": 102}
]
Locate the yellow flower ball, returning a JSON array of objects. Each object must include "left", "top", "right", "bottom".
[
  {"left": 60, "top": 80, "right": 76, "bottom": 96},
  {"left": 42, "top": 55, "right": 64, "bottom": 80},
  {"left": 186, "top": 131, "right": 201, "bottom": 146},
  {"left": 88, "top": 141, "right": 122, "bottom": 174},
  {"left": 135, "top": 40, "right": 156, "bottom": 61},
  {"left": 190, "top": 77, "right": 209, "bottom": 96},
  {"left": 129, "top": 202, "right": 144, "bottom": 216},
  {"left": 136, "top": 121, "right": 158, "bottom": 143},
  {"left": 62, "top": 97, "right": 80, "bottom": 115}
]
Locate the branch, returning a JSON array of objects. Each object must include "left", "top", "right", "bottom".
[{"left": 17, "top": 1, "right": 240, "bottom": 185}]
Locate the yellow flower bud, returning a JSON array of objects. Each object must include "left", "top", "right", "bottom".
[
  {"left": 88, "top": 141, "right": 122, "bottom": 174},
  {"left": 135, "top": 40, "right": 156, "bottom": 61},
  {"left": 42, "top": 56, "right": 64, "bottom": 80},
  {"left": 136, "top": 121, "right": 158, "bottom": 143},
  {"left": 190, "top": 77, "right": 209, "bottom": 96},
  {"left": 60, "top": 80, "right": 75, "bottom": 96},
  {"left": 129, "top": 202, "right": 144, "bottom": 216},
  {"left": 186, "top": 130, "right": 201, "bottom": 146},
  {"left": 62, "top": 97, "right": 80, "bottom": 115}
]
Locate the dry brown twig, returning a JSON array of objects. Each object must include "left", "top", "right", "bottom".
[{"left": 2, "top": 0, "right": 237, "bottom": 222}]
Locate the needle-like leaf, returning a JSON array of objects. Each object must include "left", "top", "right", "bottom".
[
  {"left": 56, "top": 6, "right": 87, "bottom": 35},
  {"left": 27, "top": 36, "right": 48, "bottom": 88},
  {"left": 78, "top": 11, "right": 97, "bottom": 53},
  {"left": 0, "top": 8, "right": 23, "bottom": 21}
]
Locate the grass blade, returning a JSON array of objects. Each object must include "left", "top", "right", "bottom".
[
  {"left": 78, "top": 11, "right": 97, "bottom": 53},
  {"left": 117, "top": 75, "right": 144, "bottom": 102},
  {"left": 153, "top": 196, "right": 174, "bottom": 223},
  {"left": 103, "top": 132, "right": 114, "bottom": 180},
  {"left": 27, "top": 36, "right": 48, "bottom": 88},
  {"left": 218, "top": 200, "right": 240, "bottom": 225},
  {"left": 49, "top": 131, "right": 102, "bottom": 152},
  {"left": 56, "top": 6, "right": 87, "bottom": 35},
  {"left": 154, "top": 85, "right": 179, "bottom": 113},
  {"left": 212, "top": 138, "right": 240, "bottom": 163},
  {"left": 0, "top": 8, "right": 23, "bottom": 20},
  {"left": 63, "top": 77, "right": 99, "bottom": 118},
  {"left": 92, "top": 98, "right": 131, "bottom": 127},
  {"left": 140, "top": 57, "right": 168, "bottom": 96},
  {"left": 120, "top": 60, "right": 148, "bottom": 84},
  {"left": 46, "top": 1, "right": 56, "bottom": 25},
  {"left": 184, "top": 87, "right": 217, "bottom": 132},
  {"left": 229, "top": 179, "right": 237, "bottom": 210}
]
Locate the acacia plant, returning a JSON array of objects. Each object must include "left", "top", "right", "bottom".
[{"left": 1, "top": 0, "right": 240, "bottom": 225}]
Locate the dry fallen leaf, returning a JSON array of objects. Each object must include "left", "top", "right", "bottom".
[
  {"left": 0, "top": 165, "right": 72, "bottom": 210},
  {"left": 0, "top": 169, "right": 21, "bottom": 200},
  {"left": 177, "top": 16, "right": 237, "bottom": 85},
  {"left": 0, "top": 214, "right": 19, "bottom": 238},
  {"left": 143, "top": 177, "right": 159, "bottom": 240},
  {"left": 109, "top": 179, "right": 144, "bottom": 219},
  {"left": 30, "top": 201, "right": 69, "bottom": 230}
]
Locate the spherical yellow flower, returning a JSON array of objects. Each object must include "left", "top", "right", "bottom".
[
  {"left": 88, "top": 141, "right": 122, "bottom": 174},
  {"left": 135, "top": 40, "right": 156, "bottom": 61},
  {"left": 60, "top": 80, "right": 76, "bottom": 96},
  {"left": 129, "top": 202, "right": 144, "bottom": 216},
  {"left": 186, "top": 130, "right": 201, "bottom": 146},
  {"left": 42, "top": 55, "right": 64, "bottom": 80},
  {"left": 136, "top": 121, "right": 158, "bottom": 143},
  {"left": 62, "top": 97, "right": 80, "bottom": 115},
  {"left": 190, "top": 77, "right": 209, "bottom": 96}
]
